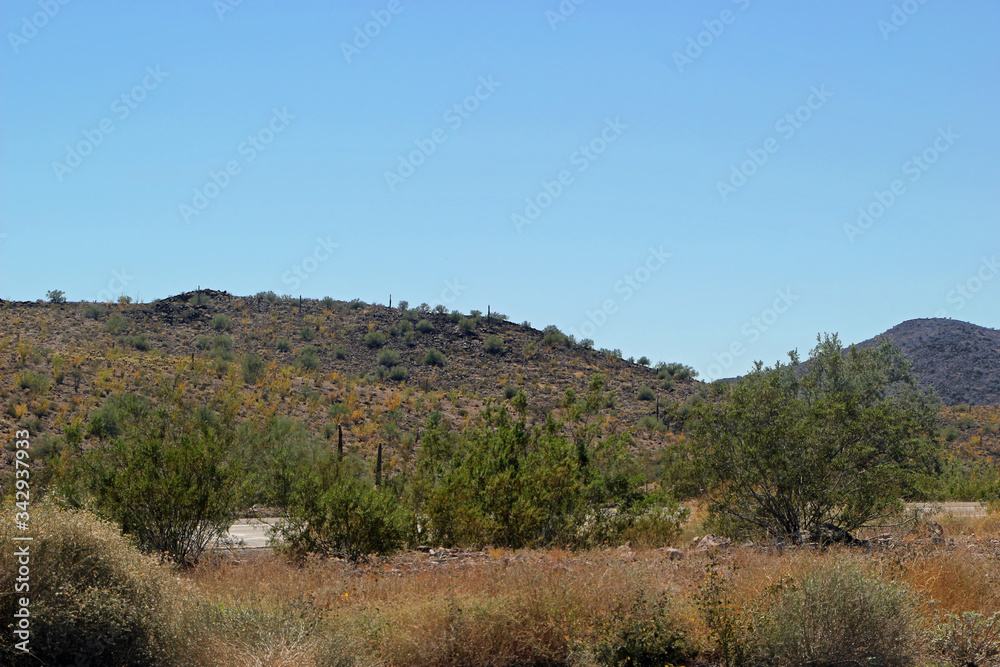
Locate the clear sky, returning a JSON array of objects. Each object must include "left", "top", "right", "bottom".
[{"left": 2, "top": 0, "right": 997, "bottom": 379}]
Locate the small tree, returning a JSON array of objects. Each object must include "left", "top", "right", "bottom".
[
  {"left": 684, "top": 334, "right": 940, "bottom": 542},
  {"left": 46, "top": 289, "right": 66, "bottom": 303}
]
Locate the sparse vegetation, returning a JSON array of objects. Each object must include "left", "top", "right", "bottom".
[
  {"left": 483, "top": 335, "right": 504, "bottom": 354},
  {"left": 423, "top": 348, "right": 445, "bottom": 366},
  {"left": 365, "top": 331, "right": 387, "bottom": 348}
]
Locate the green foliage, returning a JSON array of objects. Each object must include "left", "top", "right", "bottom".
[
  {"left": 75, "top": 397, "right": 255, "bottom": 564},
  {"left": 46, "top": 289, "right": 67, "bottom": 303},
  {"left": 932, "top": 611, "right": 1000, "bottom": 667},
  {"left": 423, "top": 348, "right": 445, "bottom": 367},
  {"left": 211, "top": 314, "right": 232, "bottom": 331},
  {"left": 276, "top": 337, "right": 292, "bottom": 352},
  {"left": 256, "top": 290, "right": 279, "bottom": 304},
  {"left": 403, "top": 330, "right": 416, "bottom": 347},
  {"left": 483, "top": 335, "right": 504, "bottom": 354},
  {"left": 296, "top": 345, "right": 320, "bottom": 371},
  {"left": 593, "top": 592, "right": 697, "bottom": 667},
  {"left": 377, "top": 349, "right": 401, "bottom": 367},
  {"left": 0, "top": 502, "right": 174, "bottom": 664},
  {"left": 503, "top": 384, "right": 518, "bottom": 400},
  {"left": 656, "top": 362, "right": 699, "bottom": 381},
  {"left": 17, "top": 370, "right": 49, "bottom": 394},
  {"left": 458, "top": 317, "right": 476, "bottom": 335},
  {"left": 189, "top": 292, "right": 211, "bottom": 305},
  {"left": 118, "top": 334, "right": 149, "bottom": 351},
  {"left": 195, "top": 334, "right": 212, "bottom": 350},
  {"left": 275, "top": 458, "right": 409, "bottom": 561},
  {"left": 388, "top": 366, "right": 409, "bottom": 382},
  {"left": 684, "top": 334, "right": 941, "bottom": 540},
  {"left": 348, "top": 298, "right": 364, "bottom": 309},
  {"left": 364, "top": 331, "right": 387, "bottom": 348},
  {"left": 754, "top": 561, "right": 919, "bottom": 667},
  {"left": 83, "top": 304, "right": 104, "bottom": 320},
  {"left": 541, "top": 324, "right": 570, "bottom": 347},
  {"left": 333, "top": 346, "right": 347, "bottom": 359},
  {"left": 209, "top": 335, "right": 234, "bottom": 361},
  {"left": 320, "top": 296, "right": 336, "bottom": 309},
  {"left": 299, "top": 327, "right": 315, "bottom": 341},
  {"left": 104, "top": 312, "right": 128, "bottom": 334},
  {"left": 637, "top": 356, "right": 650, "bottom": 367},
  {"left": 637, "top": 386, "right": 655, "bottom": 401},
  {"left": 580, "top": 338, "right": 595, "bottom": 350},
  {"left": 416, "top": 319, "right": 434, "bottom": 333},
  {"left": 242, "top": 353, "right": 266, "bottom": 384}
]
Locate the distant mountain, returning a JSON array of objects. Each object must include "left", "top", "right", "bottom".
[{"left": 854, "top": 318, "right": 1000, "bottom": 406}]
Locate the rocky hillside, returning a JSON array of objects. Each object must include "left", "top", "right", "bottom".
[{"left": 855, "top": 318, "right": 1000, "bottom": 406}]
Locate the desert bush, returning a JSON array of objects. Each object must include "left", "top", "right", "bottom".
[
  {"left": 377, "top": 349, "right": 401, "bottom": 367},
  {"left": 104, "top": 312, "right": 128, "bottom": 334},
  {"left": 592, "top": 592, "right": 697, "bottom": 667},
  {"left": 504, "top": 384, "right": 518, "bottom": 400},
  {"left": 416, "top": 319, "right": 434, "bottom": 333},
  {"left": 459, "top": 317, "right": 477, "bottom": 335},
  {"left": 483, "top": 335, "right": 504, "bottom": 354},
  {"left": 256, "top": 290, "right": 279, "bottom": 304},
  {"left": 299, "top": 327, "right": 315, "bottom": 341},
  {"left": 276, "top": 337, "right": 292, "bottom": 352},
  {"left": 423, "top": 348, "right": 445, "bottom": 366},
  {"left": 189, "top": 292, "right": 211, "bottom": 305},
  {"left": 637, "top": 356, "right": 650, "bottom": 367},
  {"left": 46, "top": 289, "right": 66, "bottom": 303},
  {"left": 242, "top": 353, "right": 266, "bottom": 384},
  {"left": 296, "top": 345, "right": 320, "bottom": 371},
  {"left": 0, "top": 502, "right": 179, "bottom": 665},
  {"left": 365, "top": 331, "right": 387, "bottom": 348},
  {"left": 753, "top": 560, "right": 919, "bottom": 667},
  {"left": 118, "top": 334, "right": 150, "bottom": 351},
  {"left": 209, "top": 335, "right": 234, "bottom": 361},
  {"left": 541, "top": 324, "right": 570, "bottom": 347},
  {"left": 389, "top": 366, "right": 409, "bottom": 381},
  {"left": 211, "top": 314, "right": 232, "bottom": 331},
  {"left": 580, "top": 338, "right": 595, "bottom": 350},
  {"left": 404, "top": 330, "right": 417, "bottom": 347},
  {"left": 333, "top": 346, "right": 347, "bottom": 359},
  {"left": 320, "top": 296, "right": 336, "bottom": 309},
  {"left": 637, "top": 386, "right": 655, "bottom": 401},
  {"left": 348, "top": 298, "right": 364, "bottom": 310},
  {"left": 195, "top": 334, "right": 213, "bottom": 350},
  {"left": 76, "top": 398, "right": 254, "bottom": 565},
  {"left": 83, "top": 304, "right": 104, "bottom": 320},
  {"left": 16, "top": 370, "right": 49, "bottom": 394},
  {"left": 932, "top": 611, "right": 1000, "bottom": 667},
  {"left": 275, "top": 461, "right": 409, "bottom": 561}
]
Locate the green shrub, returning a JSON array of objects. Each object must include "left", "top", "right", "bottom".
[
  {"left": 458, "top": 317, "right": 476, "bottom": 335},
  {"left": 377, "top": 349, "right": 401, "bottom": 367},
  {"left": 76, "top": 400, "right": 254, "bottom": 565},
  {"left": 943, "top": 426, "right": 960, "bottom": 442},
  {"left": 275, "top": 469, "right": 408, "bottom": 561},
  {"left": 211, "top": 314, "right": 232, "bottom": 331},
  {"left": 296, "top": 345, "right": 320, "bottom": 371},
  {"left": 397, "top": 300, "right": 409, "bottom": 311},
  {"left": 483, "top": 335, "right": 504, "bottom": 354},
  {"left": 955, "top": 416, "right": 977, "bottom": 430},
  {"left": 364, "top": 331, "right": 387, "bottom": 348},
  {"left": 403, "top": 331, "right": 417, "bottom": 347},
  {"left": 195, "top": 334, "right": 213, "bottom": 350},
  {"left": 256, "top": 290, "right": 279, "bottom": 304},
  {"left": 46, "top": 289, "right": 67, "bottom": 303},
  {"left": 17, "top": 370, "right": 49, "bottom": 394},
  {"left": 189, "top": 292, "right": 211, "bottom": 305},
  {"left": 83, "top": 304, "right": 104, "bottom": 320},
  {"left": 118, "top": 295, "right": 133, "bottom": 305},
  {"left": 388, "top": 366, "right": 409, "bottom": 382},
  {"left": 395, "top": 320, "right": 413, "bottom": 335},
  {"left": 0, "top": 502, "right": 176, "bottom": 664},
  {"left": 242, "top": 353, "right": 266, "bottom": 384},
  {"left": 299, "top": 327, "right": 315, "bottom": 341},
  {"left": 638, "top": 356, "right": 650, "bottom": 366},
  {"left": 416, "top": 319, "right": 434, "bottom": 333},
  {"left": 657, "top": 362, "right": 698, "bottom": 381},
  {"left": 210, "top": 335, "right": 234, "bottom": 361},
  {"left": 333, "top": 346, "right": 347, "bottom": 359},
  {"left": 637, "top": 386, "right": 655, "bottom": 401},
  {"left": 423, "top": 348, "right": 445, "bottom": 366},
  {"left": 348, "top": 298, "right": 364, "bottom": 310},
  {"left": 328, "top": 402, "right": 349, "bottom": 420},
  {"left": 752, "top": 561, "right": 918, "bottom": 667},
  {"left": 541, "top": 325, "right": 569, "bottom": 347},
  {"left": 593, "top": 593, "right": 697, "bottom": 667},
  {"left": 932, "top": 611, "right": 1000, "bottom": 667},
  {"left": 504, "top": 384, "right": 518, "bottom": 400},
  {"left": 276, "top": 337, "right": 292, "bottom": 352},
  {"left": 118, "top": 334, "right": 149, "bottom": 351},
  {"left": 104, "top": 312, "right": 128, "bottom": 334},
  {"left": 580, "top": 338, "right": 595, "bottom": 350},
  {"left": 320, "top": 296, "right": 336, "bottom": 309}
]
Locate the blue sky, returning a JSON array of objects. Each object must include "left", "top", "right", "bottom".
[{"left": 1, "top": 0, "right": 997, "bottom": 379}]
